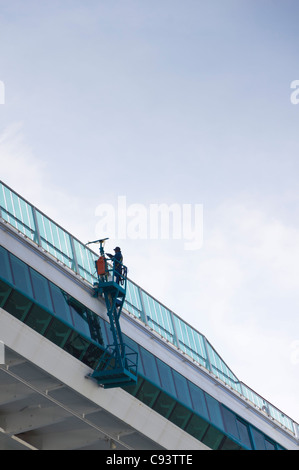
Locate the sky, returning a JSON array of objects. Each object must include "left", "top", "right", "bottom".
[{"left": 0, "top": 0, "right": 299, "bottom": 424}]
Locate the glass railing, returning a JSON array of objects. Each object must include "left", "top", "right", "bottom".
[{"left": 0, "top": 180, "right": 298, "bottom": 438}]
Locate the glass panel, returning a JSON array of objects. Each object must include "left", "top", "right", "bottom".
[
  {"left": 126, "top": 281, "right": 142, "bottom": 311},
  {"left": 136, "top": 379, "right": 160, "bottom": 407},
  {"left": 207, "top": 341, "right": 241, "bottom": 392},
  {"left": 73, "top": 239, "right": 98, "bottom": 283},
  {"left": 188, "top": 382, "right": 209, "bottom": 420},
  {"left": 86, "top": 310, "right": 105, "bottom": 346},
  {"left": 0, "top": 279, "right": 12, "bottom": 308},
  {"left": 36, "top": 211, "right": 74, "bottom": 269},
  {"left": 44, "top": 318, "right": 72, "bottom": 348},
  {"left": 185, "top": 414, "right": 209, "bottom": 441},
  {"left": 82, "top": 343, "right": 104, "bottom": 369},
  {"left": 169, "top": 403, "right": 192, "bottom": 429},
  {"left": 63, "top": 331, "right": 90, "bottom": 360},
  {"left": 237, "top": 420, "right": 252, "bottom": 449},
  {"left": 49, "top": 283, "right": 72, "bottom": 325},
  {"left": 9, "top": 254, "right": 33, "bottom": 297},
  {"left": 205, "top": 394, "right": 224, "bottom": 430},
  {"left": 142, "top": 290, "right": 175, "bottom": 343},
  {"left": 156, "top": 358, "right": 176, "bottom": 396},
  {"left": 4, "top": 289, "right": 32, "bottom": 321},
  {"left": 0, "top": 184, "right": 36, "bottom": 240},
  {"left": 265, "top": 439, "right": 275, "bottom": 450},
  {"left": 172, "top": 370, "right": 192, "bottom": 408},
  {"left": 202, "top": 425, "right": 224, "bottom": 449},
  {"left": 153, "top": 391, "right": 176, "bottom": 419},
  {"left": 220, "top": 436, "right": 242, "bottom": 450},
  {"left": 139, "top": 347, "right": 161, "bottom": 386},
  {"left": 0, "top": 246, "right": 13, "bottom": 283},
  {"left": 123, "top": 335, "right": 144, "bottom": 375},
  {"left": 123, "top": 375, "right": 143, "bottom": 396},
  {"left": 30, "top": 268, "right": 53, "bottom": 311},
  {"left": 173, "top": 315, "right": 207, "bottom": 367},
  {"left": 222, "top": 406, "right": 239, "bottom": 438},
  {"left": 24, "top": 304, "right": 52, "bottom": 334},
  {"left": 69, "top": 303, "right": 91, "bottom": 339},
  {"left": 251, "top": 428, "right": 266, "bottom": 450}
]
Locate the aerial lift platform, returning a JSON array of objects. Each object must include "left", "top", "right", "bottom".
[{"left": 86, "top": 239, "right": 138, "bottom": 389}]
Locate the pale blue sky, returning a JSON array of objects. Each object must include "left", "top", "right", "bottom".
[{"left": 1, "top": 1, "right": 299, "bottom": 423}]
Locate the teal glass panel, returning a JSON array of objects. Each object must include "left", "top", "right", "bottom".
[
  {"left": 202, "top": 425, "right": 224, "bottom": 449},
  {"left": 9, "top": 254, "right": 33, "bottom": 297},
  {"left": 123, "top": 375, "right": 143, "bottom": 397},
  {"left": 85, "top": 310, "right": 105, "bottom": 346},
  {"left": 220, "top": 437, "right": 242, "bottom": 450},
  {"left": 185, "top": 414, "right": 209, "bottom": 441},
  {"left": 172, "top": 315, "right": 207, "bottom": 367},
  {"left": 207, "top": 341, "right": 241, "bottom": 392},
  {"left": 222, "top": 406, "right": 252, "bottom": 449},
  {"left": 73, "top": 239, "right": 98, "bottom": 283},
  {"left": 124, "top": 281, "right": 143, "bottom": 319},
  {"left": 63, "top": 331, "right": 90, "bottom": 360},
  {"left": 4, "top": 289, "right": 33, "bottom": 321},
  {"left": 44, "top": 318, "right": 72, "bottom": 348},
  {"left": 222, "top": 406, "right": 239, "bottom": 437},
  {"left": 0, "top": 185, "right": 34, "bottom": 239},
  {"left": 169, "top": 402, "right": 192, "bottom": 429},
  {"left": 156, "top": 358, "right": 176, "bottom": 396},
  {"left": 268, "top": 403, "right": 293, "bottom": 432},
  {"left": 205, "top": 394, "right": 224, "bottom": 431},
  {"left": 136, "top": 379, "right": 160, "bottom": 407},
  {"left": 30, "top": 268, "right": 53, "bottom": 311},
  {"left": 188, "top": 382, "right": 209, "bottom": 420},
  {"left": 0, "top": 279, "right": 12, "bottom": 308},
  {"left": 69, "top": 303, "right": 91, "bottom": 339},
  {"left": 24, "top": 304, "right": 52, "bottom": 335},
  {"left": 265, "top": 438, "right": 275, "bottom": 450},
  {"left": 139, "top": 347, "right": 161, "bottom": 386},
  {"left": 141, "top": 290, "right": 175, "bottom": 343},
  {"left": 237, "top": 420, "right": 252, "bottom": 449},
  {"left": 123, "top": 335, "right": 144, "bottom": 375},
  {"left": 153, "top": 391, "right": 176, "bottom": 419},
  {"left": 0, "top": 246, "right": 13, "bottom": 283},
  {"left": 49, "top": 283, "right": 72, "bottom": 324},
  {"left": 251, "top": 428, "right": 266, "bottom": 450},
  {"left": 36, "top": 211, "right": 74, "bottom": 269},
  {"left": 82, "top": 343, "right": 104, "bottom": 369},
  {"left": 172, "top": 370, "right": 192, "bottom": 408}
]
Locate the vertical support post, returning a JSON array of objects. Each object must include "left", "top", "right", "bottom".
[
  {"left": 31, "top": 206, "right": 42, "bottom": 246},
  {"left": 70, "top": 236, "right": 80, "bottom": 274},
  {"left": 203, "top": 336, "right": 213, "bottom": 373},
  {"left": 138, "top": 288, "right": 149, "bottom": 325},
  {"left": 0, "top": 341, "right": 5, "bottom": 365}
]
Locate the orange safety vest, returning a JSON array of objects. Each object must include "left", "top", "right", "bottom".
[{"left": 96, "top": 256, "right": 106, "bottom": 276}]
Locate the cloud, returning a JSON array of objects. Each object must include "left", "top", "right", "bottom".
[
  {"left": 0, "top": 122, "right": 46, "bottom": 201},
  {"left": 0, "top": 122, "right": 94, "bottom": 243}
]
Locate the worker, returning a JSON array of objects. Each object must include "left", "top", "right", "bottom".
[{"left": 107, "top": 246, "right": 123, "bottom": 284}]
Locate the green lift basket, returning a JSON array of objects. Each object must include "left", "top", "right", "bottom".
[{"left": 86, "top": 239, "right": 138, "bottom": 389}]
